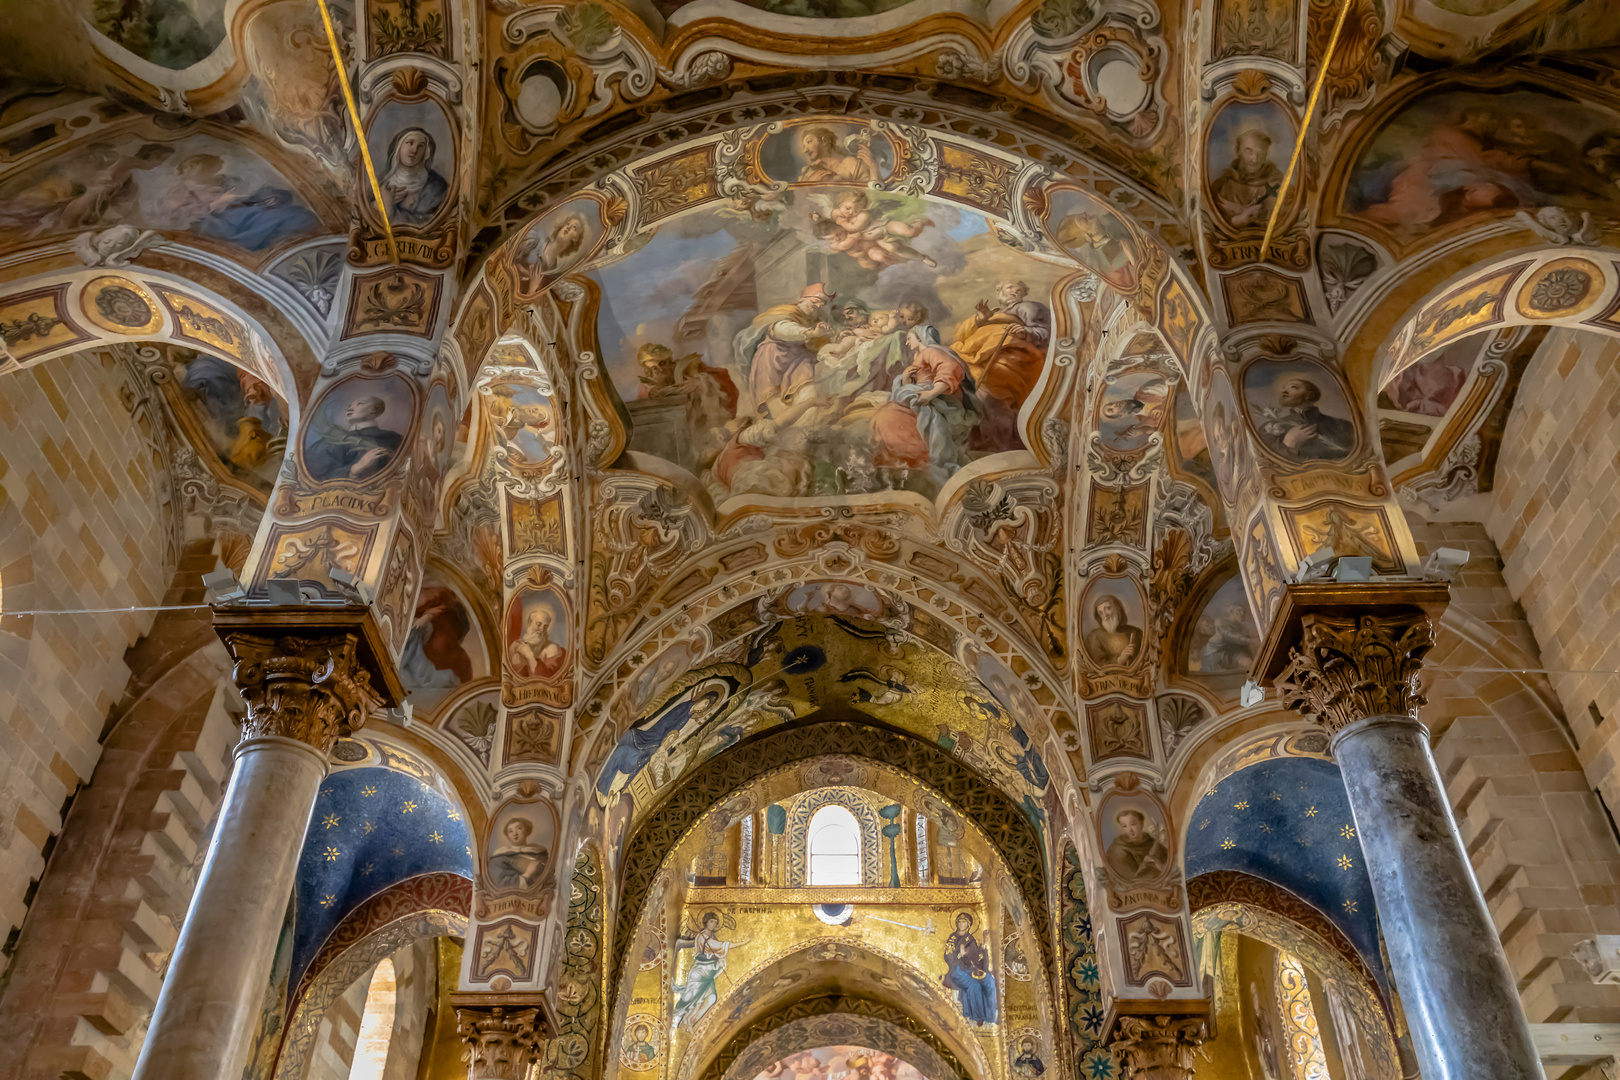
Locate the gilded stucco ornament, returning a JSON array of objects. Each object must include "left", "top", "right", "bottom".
[
  {"left": 1273, "top": 612, "right": 1436, "bottom": 735},
  {"left": 223, "top": 630, "right": 381, "bottom": 753},
  {"left": 214, "top": 606, "right": 402, "bottom": 756},
  {"left": 457, "top": 1004, "right": 550, "bottom": 1080},
  {"left": 1108, "top": 1014, "right": 1209, "bottom": 1080}
]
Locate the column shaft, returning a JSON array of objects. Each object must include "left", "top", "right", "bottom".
[
  {"left": 1334, "top": 714, "right": 1544, "bottom": 1080},
  {"left": 131, "top": 736, "right": 325, "bottom": 1080}
]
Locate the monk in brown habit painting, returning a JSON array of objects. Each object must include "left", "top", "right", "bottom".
[
  {"left": 1083, "top": 595, "right": 1143, "bottom": 666},
  {"left": 1105, "top": 809, "right": 1169, "bottom": 883}
]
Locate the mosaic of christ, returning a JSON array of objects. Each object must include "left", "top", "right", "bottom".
[{"left": 590, "top": 189, "right": 1067, "bottom": 503}]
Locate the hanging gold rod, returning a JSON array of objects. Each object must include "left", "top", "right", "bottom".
[
  {"left": 1258, "top": 0, "right": 1357, "bottom": 263},
  {"left": 316, "top": 0, "right": 400, "bottom": 265}
]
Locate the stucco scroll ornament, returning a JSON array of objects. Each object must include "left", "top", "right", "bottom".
[
  {"left": 221, "top": 631, "right": 381, "bottom": 754},
  {"left": 1108, "top": 1014, "right": 1209, "bottom": 1080},
  {"left": 502, "top": 6, "right": 657, "bottom": 107},
  {"left": 1086, "top": 429, "right": 1164, "bottom": 485},
  {"left": 1274, "top": 612, "right": 1436, "bottom": 736},
  {"left": 949, "top": 478, "right": 1061, "bottom": 615},
  {"left": 458, "top": 1005, "right": 549, "bottom": 1080},
  {"left": 886, "top": 122, "right": 940, "bottom": 199}
]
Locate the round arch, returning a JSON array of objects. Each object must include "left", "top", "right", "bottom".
[
  {"left": 270, "top": 875, "right": 470, "bottom": 1080},
  {"left": 0, "top": 263, "right": 317, "bottom": 410},
  {"left": 1188, "top": 876, "right": 1401, "bottom": 1080},
  {"left": 676, "top": 938, "right": 985, "bottom": 1080},
  {"left": 608, "top": 714, "right": 1055, "bottom": 1012},
  {"left": 711, "top": 1007, "right": 964, "bottom": 1080}
]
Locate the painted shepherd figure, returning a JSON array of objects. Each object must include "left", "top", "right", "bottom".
[
  {"left": 952, "top": 280, "right": 1051, "bottom": 451},
  {"left": 734, "top": 283, "right": 836, "bottom": 407}
]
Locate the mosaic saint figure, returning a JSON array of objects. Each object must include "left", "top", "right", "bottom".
[
  {"left": 941, "top": 912, "right": 997, "bottom": 1025},
  {"left": 1104, "top": 809, "right": 1169, "bottom": 883},
  {"left": 1012, "top": 1036, "right": 1046, "bottom": 1079},
  {"left": 596, "top": 683, "right": 729, "bottom": 799},
  {"left": 380, "top": 127, "right": 450, "bottom": 226},
  {"left": 623, "top": 1023, "right": 658, "bottom": 1065},
  {"left": 671, "top": 912, "right": 747, "bottom": 1028}
]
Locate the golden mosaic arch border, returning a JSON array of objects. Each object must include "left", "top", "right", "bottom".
[{"left": 608, "top": 715, "right": 1055, "bottom": 1020}]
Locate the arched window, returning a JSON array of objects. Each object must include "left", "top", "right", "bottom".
[
  {"left": 350, "top": 957, "right": 397, "bottom": 1080},
  {"left": 808, "top": 804, "right": 862, "bottom": 885}
]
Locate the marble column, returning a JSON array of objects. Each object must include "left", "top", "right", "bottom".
[
  {"left": 456, "top": 1003, "right": 549, "bottom": 1080},
  {"left": 1273, "top": 600, "right": 1545, "bottom": 1080},
  {"left": 130, "top": 606, "right": 397, "bottom": 1080},
  {"left": 1107, "top": 1014, "right": 1209, "bottom": 1080}
]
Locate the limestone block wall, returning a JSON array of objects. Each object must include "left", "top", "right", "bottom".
[
  {"left": 1485, "top": 327, "right": 1620, "bottom": 807},
  {"left": 0, "top": 352, "right": 172, "bottom": 941},
  {"left": 302, "top": 939, "right": 438, "bottom": 1080},
  {"left": 1410, "top": 516, "right": 1620, "bottom": 1024}
]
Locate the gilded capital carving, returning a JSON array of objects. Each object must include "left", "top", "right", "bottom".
[
  {"left": 221, "top": 630, "right": 379, "bottom": 754},
  {"left": 1275, "top": 611, "right": 1435, "bottom": 735},
  {"left": 457, "top": 1005, "right": 548, "bottom": 1080},
  {"left": 1109, "top": 1014, "right": 1209, "bottom": 1080}
]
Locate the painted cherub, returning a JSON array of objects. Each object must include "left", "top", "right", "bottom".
[{"left": 809, "top": 191, "right": 937, "bottom": 270}]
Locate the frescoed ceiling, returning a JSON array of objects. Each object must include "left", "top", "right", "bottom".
[{"left": 2, "top": 0, "right": 1619, "bottom": 1066}]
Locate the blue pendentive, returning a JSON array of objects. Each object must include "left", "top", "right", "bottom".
[
  {"left": 288, "top": 765, "right": 473, "bottom": 993},
  {"left": 1185, "top": 755, "right": 1385, "bottom": 990}
]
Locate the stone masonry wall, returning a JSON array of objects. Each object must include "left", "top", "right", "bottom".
[
  {"left": 1485, "top": 327, "right": 1620, "bottom": 806},
  {"left": 0, "top": 352, "right": 171, "bottom": 943},
  {"left": 1410, "top": 514, "right": 1620, "bottom": 1024}
]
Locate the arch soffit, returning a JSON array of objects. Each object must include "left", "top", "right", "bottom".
[
  {"left": 710, "top": 1006, "right": 964, "bottom": 1080},
  {"left": 579, "top": 586, "right": 1071, "bottom": 801},
  {"left": 272, "top": 874, "right": 471, "bottom": 1080},
  {"left": 609, "top": 717, "right": 1055, "bottom": 1009},
  {"left": 678, "top": 940, "right": 986, "bottom": 1080},
  {"left": 0, "top": 263, "right": 314, "bottom": 413},
  {"left": 1168, "top": 719, "right": 1328, "bottom": 832},
  {"left": 1188, "top": 879, "right": 1400, "bottom": 1077}
]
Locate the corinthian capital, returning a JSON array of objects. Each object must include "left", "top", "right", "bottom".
[
  {"left": 457, "top": 1004, "right": 549, "bottom": 1080},
  {"left": 214, "top": 605, "right": 402, "bottom": 756},
  {"left": 1110, "top": 1014, "right": 1209, "bottom": 1080},
  {"left": 1275, "top": 611, "right": 1435, "bottom": 735}
]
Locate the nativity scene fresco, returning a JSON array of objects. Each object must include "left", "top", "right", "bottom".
[{"left": 590, "top": 186, "right": 1067, "bottom": 504}]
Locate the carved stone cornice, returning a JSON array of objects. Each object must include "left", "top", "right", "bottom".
[
  {"left": 213, "top": 605, "right": 403, "bottom": 756},
  {"left": 1248, "top": 582, "right": 1451, "bottom": 736},
  {"left": 1275, "top": 611, "right": 1436, "bottom": 735},
  {"left": 453, "top": 996, "right": 553, "bottom": 1080},
  {"left": 1108, "top": 1014, "right": 1210, "bottom": 1080}
]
